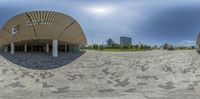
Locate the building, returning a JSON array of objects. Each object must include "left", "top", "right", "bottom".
[
  {"left": 196, "top": 32, "right": 200, "bottom": 51},
  {"left": 120, "top": 37, "right": 132, "bottom": 47},
  {"left": 106, "top": 38, "right": 115, "bottom": 47},
  {"left": 0, "top": 11, "right": 87, "bottom": 57}
]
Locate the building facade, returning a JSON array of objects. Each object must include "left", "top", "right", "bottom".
[
  {"left": 106, "top": 38, "right": 115, "bottom": 47},
  {"left": 196, "top": 32, "right": 200, "bottom": 51},
  {"left": 120, "top": 37, "right": 132, "bottom": 47},
  {"left": 0, "top": 11, "right": 87, "bottom": 57}
]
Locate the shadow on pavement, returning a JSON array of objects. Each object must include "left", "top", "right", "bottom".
[
  {"left": 0, "top": 51, "right": 85, "bottom": 70},
  {"left": 197, "top": 50, "right": 200, "bottom": 54}
]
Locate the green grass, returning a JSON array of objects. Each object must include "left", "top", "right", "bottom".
[
  {"left": 88, "top": 48, "right": 149, "bottom": 52},
  {"left": 87, "top": 48, "right": 196, "bottom": 52}
]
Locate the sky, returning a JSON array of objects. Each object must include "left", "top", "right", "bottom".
[{"left": 0, "top": 0, "right": 199, "bottom": 46}]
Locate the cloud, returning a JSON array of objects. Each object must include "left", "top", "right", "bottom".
[
  {"left": 134, "top": 5, "right": 200, "bottom": 44},
  {"left": 0, "top": 0, "right": 200, "bottom": 45},
  {"left": 176, "top": 40, "right": 196, "bottom": 46},
  {"left": 182, "top": 40, "right": 195, "bottom": 44},
  {"left": 119, "top": 26, "right": 134, "bottom": 37}
]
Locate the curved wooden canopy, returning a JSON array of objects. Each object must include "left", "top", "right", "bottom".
[{"left": 0, "top": 11, "right": 87, "bottom": 46}]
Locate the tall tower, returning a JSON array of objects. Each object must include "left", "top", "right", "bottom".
[{"left": 120, "top": 37, "right": 132, "bottom": 47}]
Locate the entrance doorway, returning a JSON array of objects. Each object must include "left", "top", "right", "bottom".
[{"left": 27, "top": 45, "right": 46, "bottom": 52}]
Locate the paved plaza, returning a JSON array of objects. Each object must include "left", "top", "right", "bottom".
[{"left": 0, "top": 50, "right": 200, "bottom": 99}]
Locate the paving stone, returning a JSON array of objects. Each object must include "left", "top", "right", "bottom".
[
  {"left": 0, "top": 50, "right": 199, "bottom": 99},
  {"left": 8, "top": 82, "right": 25, "bottom": 88}
]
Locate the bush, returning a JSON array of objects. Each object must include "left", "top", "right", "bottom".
[
  {"left": 167, "top": 45, "right": 174, "bottom": 50},
  {"left": 163, "top": 43, "right": 169, "bottom": 49},
  {"left": 99, "top": 45, "right": 104, "bottom": 50},
  {"left": 93, "top": 44, "right": 98, "bottom": 49},
  {"left": 87, "top": 45, "right": 93, "bottom": 49}
]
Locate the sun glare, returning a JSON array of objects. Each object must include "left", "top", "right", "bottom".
[{"left": 87, "top": 6, "right": 115, "bottom": 16}]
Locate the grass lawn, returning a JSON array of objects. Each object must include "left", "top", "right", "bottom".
[
  {"left": 88, "top": 48, "right": 149, "bottom": 52},
  {"left": 87, "top": 48, "right": 196, "bottom": 52}
]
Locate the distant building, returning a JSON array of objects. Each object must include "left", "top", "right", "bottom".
[
  {"left": 107, "top": 38, "right": 115, "bottom": 47},
  {"left": 120, "top": 37, "right": 132, "bottom": 47}
]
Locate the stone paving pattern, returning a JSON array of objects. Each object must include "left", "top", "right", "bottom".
[{"left": 0, "top": 50, "right": 200, "bottom": 99}]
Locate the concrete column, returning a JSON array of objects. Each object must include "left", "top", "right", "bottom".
[
  {"left": 4, "top": 46, "right": 8, "bottom": 52},
  {"left": 46, "top": 44, "right": 49, "bottom": 53},
  {"left": 11, "top": 43, "right": 15, "bottom": 54},
  {"left": 52, "top": 39, "right": 58, "bottom": 57},
  {"left": 24, "top": 44, "right": 27, "bottom": 52}
]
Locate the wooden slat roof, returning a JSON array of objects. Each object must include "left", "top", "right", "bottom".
[{"left": 0, "top": 11, "right": 87, "bottom": 46}]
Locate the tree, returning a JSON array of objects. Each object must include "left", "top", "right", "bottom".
[
  {"left": 163, "top": 43, "right": 169, "bottom": 49},
  {"left": 154, "top": 45, "right": 158, "bottom": 49},
  {"left": 99, "top": 45, "right": 104, "bottom": 50},
  {"left": 107, "top": 38, "right": 115, "bottom": 47},
  {"left": 144, "top": 45, "right": 148, "bottom": 50},
  {"left": 135, "top": 45, "right": 139, "bottom": 49},
  {"left": 93, "top": 44, "right": 98, "bottom": 49},
  {"left": 140, "top": 44, "right": 144, "bottom": 50},
  {"left": 87, "top": 45, "right": 93, "bottom": 49},
  {"left": 167, "top": 44, "right": 174, "bottom": 50},
  {"left": 120, "top": 45, "right": 124, "bottom": 50},
  {"left": 128, "top": 45, "right": 133, "bottom": 49}
]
